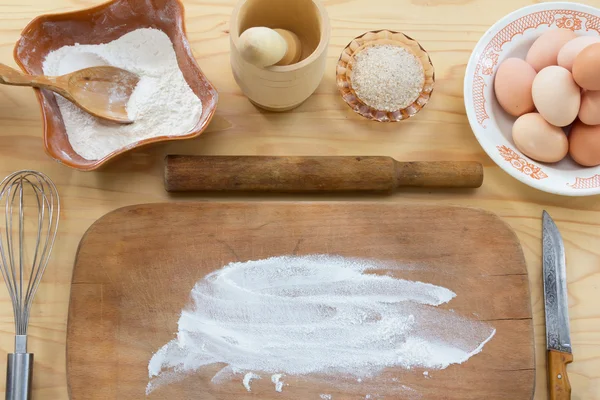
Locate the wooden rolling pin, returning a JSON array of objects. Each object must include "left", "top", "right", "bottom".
[{"left": 164, "top": 156, "right": 483, "bottom": 193}]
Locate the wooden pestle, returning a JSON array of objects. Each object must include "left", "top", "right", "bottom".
[
  {"left": 164, "top": 156, "right": 484, "bottom": 193},
  {"left": 238, "top": 27, "right": 302, "bottom": 67}
]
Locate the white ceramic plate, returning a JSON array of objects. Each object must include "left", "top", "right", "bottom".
[{"left": 464, "top": 2, "right": 600, "bottom": 196}]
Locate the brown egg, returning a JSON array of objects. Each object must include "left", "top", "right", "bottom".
[
  {"left": 573, "top": 43, "right": 600, "bottom": 90},
  {"left": 512, "top": 113, "right": 569, "bottom": 163},
  {"left": 494, "top": 58, "right": 536, "bottom": 116},
  {"left": 558, "top": 36, "right": 600, "bottom": 71},
  {"left": 532, "top": 66, "right": 580, "bottom": 127},
  {"left": 579, "top": 90, "right": 600, "bottom": 125},
  {"left": 526, "top": 28, "right": 578, "bottom": 72},
  {"left": 569, "top": 120, "right": 600, "bottom": 166}
]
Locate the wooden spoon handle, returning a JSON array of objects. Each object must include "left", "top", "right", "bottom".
[
  {"left": 0, "top": 63, "right": 70, "bottom": 97},
  {"left": 0, "top": 63, "right": 35, "bottom": 86},
  {"left": 164, "top": 155, "right": 483, "bottom": 193},
  {"left": 548, "top": 350, "right": 573, "bottom": 400}
]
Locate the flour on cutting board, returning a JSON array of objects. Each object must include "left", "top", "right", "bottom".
[
  {"left": 146, "top": 255, "right": 495, "bottom": 395},
  {"left": 242, "top": 372, "right": 260, "bottom": 392},
  {"left": 271, "top": 373, "right": 285, "bottom": 392}
]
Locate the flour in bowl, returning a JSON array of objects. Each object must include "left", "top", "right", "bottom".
[{"left": 42, "top": 28, "right": 203, "bottom": 161}]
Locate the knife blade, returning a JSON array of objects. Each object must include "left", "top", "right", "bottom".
[{"left": 543, "top": 211, "right": 573, "bottom": 400}]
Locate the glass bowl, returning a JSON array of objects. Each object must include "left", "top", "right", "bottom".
[{"left": 336, "top": 29, "right": 435, "bottom": 122}]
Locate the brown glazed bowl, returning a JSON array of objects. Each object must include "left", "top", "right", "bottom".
[
  {"left": 14, "top": 0, "right": 218, "bottom": 171},
  {"left": 336, "top": 30, "right": 434, "bottom": 122}
]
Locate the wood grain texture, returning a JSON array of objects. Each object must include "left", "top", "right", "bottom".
[
  {"left": 548, "top": 350, "right": 573, "bottom": 400},
  {"left": 164, "top": 155, "right": 483, "bottom": 192},
  {"left": 67, "top": 202, "right": 534, "bottom": 399},
  {"left": 0, "top": 1, "right": 598, "bottom": 399}
]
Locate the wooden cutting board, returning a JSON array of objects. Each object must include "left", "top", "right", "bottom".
[{"left": 67, "top": 202, "right": 534, "bottom": 399}]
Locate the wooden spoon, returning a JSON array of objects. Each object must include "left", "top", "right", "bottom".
[{"left": 0, "top": 64, "right": 139, "bottom": 124}]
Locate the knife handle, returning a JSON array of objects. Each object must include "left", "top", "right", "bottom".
[{"left": 548, "top": 350, "right": 573, "bottom": 400}]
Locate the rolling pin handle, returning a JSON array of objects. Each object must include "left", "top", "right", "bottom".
[{"left": 394, "top": 161, "right": 484, "bottom": 189}]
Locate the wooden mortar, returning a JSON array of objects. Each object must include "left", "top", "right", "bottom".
[{"left": 230, "top": 0, "right": 330, "bottom": 111}]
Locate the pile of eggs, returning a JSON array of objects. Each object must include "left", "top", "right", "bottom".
[{"left": 494, "top": 28, "right": 600, "bottom": 167}]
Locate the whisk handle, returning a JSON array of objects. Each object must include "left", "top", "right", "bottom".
[{"left": 6, "top": 353, "right": 32, "bottom": 400}]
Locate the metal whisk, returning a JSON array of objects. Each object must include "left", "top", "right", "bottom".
[{"left": 0, "top": 171, "right": 59, "bottom": 400}]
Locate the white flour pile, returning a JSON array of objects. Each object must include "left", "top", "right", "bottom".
[
  {"left": 42, "top": 28, "right": 202, "bottom": 160},
  {"left": 146, "top": 255, "right": 495, "bottom": 394}
]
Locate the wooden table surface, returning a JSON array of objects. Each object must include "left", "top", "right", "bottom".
[{"left": 0, "top": 0, "right": 598, "bottom": 399}]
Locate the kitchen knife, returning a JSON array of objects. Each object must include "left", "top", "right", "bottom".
[{"left": 543, "top": 211, "right": 573, "bottom": 400}]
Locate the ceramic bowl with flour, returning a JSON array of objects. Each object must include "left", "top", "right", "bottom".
[{"left": 14, "top": 0, "right": 218, "bottom": 171}]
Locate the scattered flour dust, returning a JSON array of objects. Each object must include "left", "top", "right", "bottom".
[
  {"left": 271, "top": 373, "right": 285, "bottom": 392},
  {"left": 146, "top": 255, "right": 495, "bottom": 395},
  {"left": 242, "top": 372, "right": 260, "bottom": 392},
  {"left": 42, "top": 28, "right": 202, "bottom": 161}
]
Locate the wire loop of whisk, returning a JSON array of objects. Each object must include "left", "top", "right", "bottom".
[{"left": 0, "top": 170, "right": 60, "bottom": 340}]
